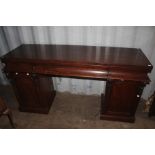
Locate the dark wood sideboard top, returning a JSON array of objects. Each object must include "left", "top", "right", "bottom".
[{"left": 1, "top": 44, "right": 152, "bottom": 72}]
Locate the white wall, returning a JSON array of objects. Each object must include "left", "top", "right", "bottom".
[
  {"left": 0, "top": 27, "right": 21, "bottom": 84},
  {"left": 0, "top": 26, "right": 155, "bottom": 99}
]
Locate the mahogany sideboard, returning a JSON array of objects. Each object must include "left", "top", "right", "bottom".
[{"left": 0, "top": 44, "right": 153, "bottom": 122}]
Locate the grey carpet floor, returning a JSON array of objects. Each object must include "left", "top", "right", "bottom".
[{"left": 0, "top": 85, "right": 155, "bottom": 129}]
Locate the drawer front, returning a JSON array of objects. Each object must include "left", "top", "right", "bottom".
[
  {"left": 6, "top": 62, "right": 33, "bottom": 72},
  {"left": 34, "top": 65, "right": 108, "bottom": 79}
]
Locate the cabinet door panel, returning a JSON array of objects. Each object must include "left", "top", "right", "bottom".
[
  {"left": 9, "top": 72, "right": 55, "bottom": 113},
  {"left": 11, "top": 73, "right": 38, "bottom": 108},
  {"left": 104, "top": 80, "right": 144, "bottom": 116}
]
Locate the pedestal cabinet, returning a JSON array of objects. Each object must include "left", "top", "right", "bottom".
[
  {"left": 7, "top": 72, "right": 56, "bottom": 114},
  {"left": 101, "top": 80, "right": 145, "bottom": 122}
]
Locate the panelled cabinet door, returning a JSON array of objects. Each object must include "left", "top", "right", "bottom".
[
  {"left": 10, "top": 73, "right": 39, "bottom": 109},
  {"left": 8, "top": 72, "right": 55, "bottom": 113},
  {"left": 102, "top": 80, "right": 144, "bottom": 118}
]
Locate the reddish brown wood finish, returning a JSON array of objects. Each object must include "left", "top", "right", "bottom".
[
  {"left": 8, "top": 72, "right": 56, "bottom": 113},
  {"left": 101, "top": 80, "right": 145, "bottom": 122},
  {"left": 0, "top": 44, "right": 153, "bottom": 122}
]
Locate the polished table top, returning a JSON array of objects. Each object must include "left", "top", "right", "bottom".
[{"left": 1, "top": 44, "right": 153, "bottom": 72}]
